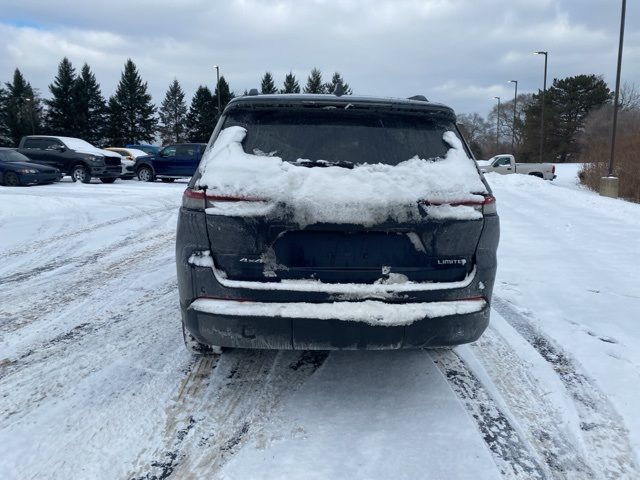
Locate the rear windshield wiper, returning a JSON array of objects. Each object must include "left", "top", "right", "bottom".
[{"left": 295, "top": 159, "right": 355, "bottom": 169}]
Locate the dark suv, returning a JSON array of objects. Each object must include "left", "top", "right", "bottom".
[
  {"left": 176, "top": 94, "right": 499, "bottom": 353},
  {"left": 134, "top": 143, "right": 206, "bottom": 182},
  {"left": 17, "top": 136, "right": 122, "bottom": 183}
]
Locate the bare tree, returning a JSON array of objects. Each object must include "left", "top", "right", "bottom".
[
  {"left": 619, "top": 82, "right": 640, "bottom": 111},
  {"left": 457, "top": 112, "right": 492, "bottom": 158},
  {"left": 487, "top": 93, "right": 533, "bottom": 155}
]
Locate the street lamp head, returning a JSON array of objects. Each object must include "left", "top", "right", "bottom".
[
  {"left": 213, "top": 65, "right": 218, "bottom": 68},
  {"left": 493, "top": 96, "right": 500, "bottom": 100},
  {"left": 509, "top": 80, "right": 517, "bottom": 84},
  {"left": 534, "top": 51, "right": 548, "bottom": 56}
]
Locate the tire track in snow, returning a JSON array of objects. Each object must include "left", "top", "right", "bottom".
[
  {"left": 469, "top": 326, "right": 594, "bottom": 479},
  {"left": 0, "top": 228, "right": 176, "bottom": 334},
  {"left": 493, "top": 296, "right": 639, "bottom": 480},
  {"left": 0, "top": 206, "right": 176, "bottom": 285},
  {"left": 131, "top": 350, "right": 328, "bottom": 479},
  {"left": 0, "top": 204, "right": 176, "bottom": 261},
  {"left": 0, "top": 279, "right": 177, "bottom": 385},
  {"left": 431, "top": 348, "right": 547, "bottom": 480}
]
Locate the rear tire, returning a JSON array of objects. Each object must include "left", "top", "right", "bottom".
[
  {"left": 100, "top": 178, "right": 117, "bottom": 184},
  {"left": 137, "top": 166, "right": 154, "bottom": 182},
  {"left": 529, "top": 172, "right": 543, "bottom": 179},
  {"left": 3, "top": 171, "right": 21, "bottom": 186},
  {"left": 182, "top": 323, "right": 222, "bottom": 356},
  {"left": 161, "top": 178, "right": 175, "bottom": 183},
  {"left": 72, "top": 164, "right": 91, "bottom": 184}
]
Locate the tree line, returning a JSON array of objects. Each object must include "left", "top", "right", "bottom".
[
  {"left": 0, "top": 59, "right": 352, "bottom": 147},
  {"left": 457, "top": 73, "right": 635, "bottom": 163}
]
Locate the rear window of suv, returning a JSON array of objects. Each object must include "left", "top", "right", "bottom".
[{"left": 221, "top": 108, "right": 462, "bottom": 166}]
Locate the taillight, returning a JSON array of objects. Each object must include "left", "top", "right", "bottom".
[
  {"left": 552, "top": 165, "right": 556, "bottom": 174},
  {"left": 182, "top": 189, "right": 266, "bottom": 210},
  {"left": 205, "top": 194, "right": 265, "bottom": 202},
  {"left": 481, "top": 195, "right": 497, "bottom": 215},
  {"left": 182, "top": 188, "right": 205, "bottom": 210},
  {"left": 421, "top": 195, "right": 497, "bottom": 215}
]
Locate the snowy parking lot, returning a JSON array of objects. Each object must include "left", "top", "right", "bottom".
[{"left": 1, "top": 167, "right": 639, "bottom": 479}]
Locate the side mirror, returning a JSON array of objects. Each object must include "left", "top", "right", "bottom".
[{"left": 56, "top": 145, "right": 66, "bottom": 152}]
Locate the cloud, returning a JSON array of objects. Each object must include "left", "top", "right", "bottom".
[{"left": 0, "top": 0, "right": 638, "bottom": 115}]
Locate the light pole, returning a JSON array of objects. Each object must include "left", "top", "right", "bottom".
[
  {"left": 534, "top": 51, "right": 548, "bottom": 163},
  {"left": 493, "top": 96, "right": 501, "bottom": 153},
  {"left": 609, "top": 0, "right": 626, "bottom": 177},
  {"left": 213, "top": 65, "right": 221, "bottom": 117},
  {"left": 508, "top": 80, "right": 518, "bottom": 154},
  {"left": 25, "top": 97, "right": 35, "bottom": 134},
  {"left": 601, "top": 0, "right": 626, "bottom": 198}
]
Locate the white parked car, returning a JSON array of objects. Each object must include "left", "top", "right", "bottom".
[
  {"left": 105, "top": 147, "right": 149, "bottom": 180},
  {"left": 477, "top": 155, "right": 556, "bottom": 180}
]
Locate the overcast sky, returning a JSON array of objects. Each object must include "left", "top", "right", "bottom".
[{"left": 1, "top": 0, "right": 638, "bottom": 116}]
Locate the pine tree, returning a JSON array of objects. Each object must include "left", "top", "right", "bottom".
[
  {"left": 73, "top": 63, "right": 107, "bottom": 145},
  {"left": 324, "top": 72, "right": 352, "bottom": 95},
  {"left": 260, "top": 72, "right": 277, "bottom": 94},
  {"left": 46, "top": 57, "right": 77, "bottom": 136},
  {"left": 186, "top": 85, "right": 217, "bottom": 143},
  {"left": 4, "top": 69, "right": 43, "bottom": 146},
  {"left": 521, "top": 74, "right": 611, "bottom": 162},
  {"left": 304, "top": 68, "right": 325, "bottom": 94},
  {"left": 107, "top": 59, "right": 157, "bottom": 145},
  {"left": 281, "top": 72, "right": 300, "bottom": 94},
  {"left": 0, "top": 86, "right": 9, "bottom": 145},
  {"left": 158, "top": 79, "right": 187, "bottom": 144},
  {"left": 213, "top": 76, "right": 234, "bottom": 118}
]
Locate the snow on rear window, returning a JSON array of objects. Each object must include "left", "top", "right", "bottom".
[{"left": 197, "top": 126, "right": 487, "bottom": 226}]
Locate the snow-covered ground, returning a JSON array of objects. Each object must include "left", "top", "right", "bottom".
[{"left": 0, "top": 169, "right": 638, "bottom": 479}]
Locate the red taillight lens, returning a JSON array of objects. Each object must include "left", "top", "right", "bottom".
[
  {"left": 205, "top": 194, "right": 265, "bottom": 202},
  {"left": 421, "top": 195, "right": 497, "bottom": 215},
  {"left": 182, "top": 188, "right": 205, "bottom": 209},
  {"left": 182, "top": 189, "right": 266, "bottom": 210}
]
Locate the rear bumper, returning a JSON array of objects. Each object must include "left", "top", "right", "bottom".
[{"left": 184, "top": 299, "right": 490, "bottom": 350}]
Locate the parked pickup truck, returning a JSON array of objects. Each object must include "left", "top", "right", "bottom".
[
  {"left": 477, "top": 155, "right": 556, "bottom": 180},
  {"left": 17, "top": 135, "right": 122, "bottom": 183},
  {"left": 134, "top": 143, "right": 206, "bottom": 182}
]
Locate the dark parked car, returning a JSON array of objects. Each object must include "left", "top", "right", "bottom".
[
  {"left": 17, "top": 136, "right": 122, "bottom": 183},
  {"left": 176, "top": 94, "right": 499, "bottom": 354},
  {"left": 125, "top": 144, "right": 160, "bottom": 155},
  {"left": 0, "top": 148, "right": 63, "bottom": 186},
  {"left": 134, "top": 143, "right": 206, "bottom": 182}
]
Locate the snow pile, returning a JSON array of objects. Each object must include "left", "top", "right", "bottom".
[
  {"left": 198, "top": 127, "right": 487, "bottom": 226},
  {"left": 190, "top": 298, "right": 486, "bottom": 326}
]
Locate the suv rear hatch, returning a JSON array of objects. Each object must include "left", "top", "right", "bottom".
[{"left": 195, "top": 103, "right": 491, "bottom": 285}]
